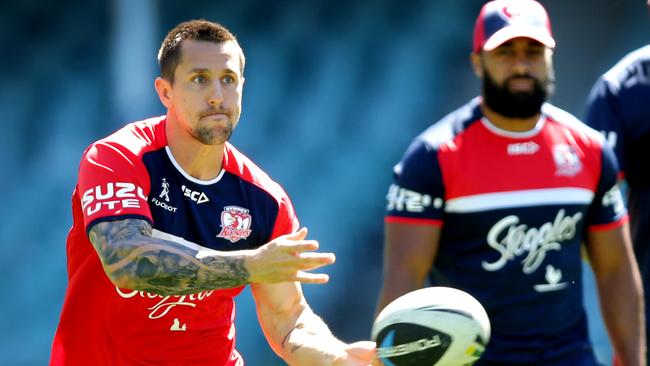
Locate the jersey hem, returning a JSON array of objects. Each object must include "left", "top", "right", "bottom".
[{"left": 587, "top": 214, "right": 629, "bottom": 232}]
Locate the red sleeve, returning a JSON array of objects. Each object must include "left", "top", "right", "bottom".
[
  {"left": 269, "top": 193, "right": 300, "bottom": 240},
  {"left": 77, "top": 141, "right": 152, "bottom": 231}
]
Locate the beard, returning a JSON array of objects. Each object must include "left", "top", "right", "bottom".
[
  {"left": 192, "top": 122, "right": 233, "bottom": 145},
  {"left": 192, "top": 108, "right": 237, "bottom": 145},
  {"left": 481, "top": 66, "right": 554, "bottom": 119}
]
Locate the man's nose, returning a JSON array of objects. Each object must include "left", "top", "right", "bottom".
[
  {"left": 511, "top": 53, "right": 532, "bottom": 75},
  {"left": 208, "top": 84, "right": 223, "bottom": 105}
]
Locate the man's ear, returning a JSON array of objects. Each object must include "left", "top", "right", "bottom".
[
  {"left": 470, "top": 52, "right": 483, "bottom": 79},
  {"left": 154, "top": 77, "right": 173, "bottom": 109}
]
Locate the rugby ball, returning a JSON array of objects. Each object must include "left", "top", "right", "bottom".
[{"left": 372, "top": 287, "right": 490, "bottom": 366}]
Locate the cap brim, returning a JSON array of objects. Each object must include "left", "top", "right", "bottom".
[{"left": 482, "top": 25, "right": 556, "bottom": 51}]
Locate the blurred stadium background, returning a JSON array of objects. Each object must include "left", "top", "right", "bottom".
[{"left": 0, "top": 0, "right": 647, "bottom": 364}]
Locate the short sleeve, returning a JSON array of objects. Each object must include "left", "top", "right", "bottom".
[
  {"left": 385, "top": 139, "right": 445, "bottom": 225},
  {"left": 269, "top": 190, "right": 300, "bottom": 239},
  {"left": 77, "top": 141, "right": 152, "bottom": 231},
  {"left": 584, "top": 78, "right": 626, "bottom": 174},
  {"left": 586, "top": 144, "right": 628, "bottom": 231}
]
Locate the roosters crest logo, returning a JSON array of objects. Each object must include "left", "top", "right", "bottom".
[
  {"left": 553, "top": 144, "right": 582, "bottom": 177},
  {"left": 217, "top": 206, "right": 253, "bottom": 243}
]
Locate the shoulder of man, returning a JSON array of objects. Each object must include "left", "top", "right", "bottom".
[
  {"left": 543, "top": 103, "right": 606, "bottom": 145},
  {"left": 416, "top": 97, "right": 483, "bottom": 149},
  {"left": 601, "top": 45, "right": 650, "bottom": 89},
  {"left": 222, "top": 142, "right": 291, "bottom": 202},
  {"left": 81, "top": 116, "right": 167, "bottom": 160}
]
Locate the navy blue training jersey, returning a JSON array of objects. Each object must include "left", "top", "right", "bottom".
[
  {"left": 585, "top": 45, "right": 650, "bottom": 189},
  {"left": 585, "top": 45, "right": 650, "bottom": 253},
  {"left": 386, "top": 98, "right": 627, "bottom": 365},
  {"left": 585, "top": 45, "right": 650, "bottom": 364}
]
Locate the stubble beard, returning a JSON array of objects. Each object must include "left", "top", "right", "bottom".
[{"left": 192, "top": 120, "right": 233, "bottom": 145}]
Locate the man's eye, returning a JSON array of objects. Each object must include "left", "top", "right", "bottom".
[
  {"left": 496, "top": 48, "right": 513, "bottom": 56},
  {"left": 192, "top": 75, "right": 208, "bottom": 84},
  {"left": 223, "top": 75, "right": 235, "bottom": 84}
]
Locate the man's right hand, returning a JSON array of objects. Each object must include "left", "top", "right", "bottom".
[{"left": 246, "top": 228, "right": 335, "bottom": 284}]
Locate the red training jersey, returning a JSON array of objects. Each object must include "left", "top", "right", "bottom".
[{"left": 51, "top": 117, "right": 299, "bottom": 365}]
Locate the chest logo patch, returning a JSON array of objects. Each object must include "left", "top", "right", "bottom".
[
  {"left": 507, "top": 141, "right": 539, "bottom": 155},
  {"left": 482, "top": 209, "right": 583, "bottom": 274},
  {"left": 552, "top": 144, "right": 582, "bottom": 177},
  {"left": 159, "top": 178, "right": 171, "bottom": 201},
  {"left": 151, "top": 178, "right": 178, "bottom": 212},
  {"left": 217, "top": 206, "right": 253, "bottom": 243},
  {"left": 181, "top": 185, "right": 209, "bottom": 204}
]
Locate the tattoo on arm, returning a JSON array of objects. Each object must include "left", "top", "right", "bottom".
[
  {"left": 281, "top": 320, "right": 335, "bottom": 355},
  {"left": 89, "top": 219, "right": 250, "bottom": 295},
  {"left": 281, "top": 323, "right": 305, "bottom": 353},
  {"left": 290, "top": 343, "right": 304, "bottom": 353}
]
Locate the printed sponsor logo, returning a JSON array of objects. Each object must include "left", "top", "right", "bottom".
[
  {"left": 170, "top": 318, "right": 187, "bottom": 332},
  {"left": 600, "top": 130, "right": 617, "bottom": 149},
  {"left": 81, "top": 182, "right": 146, "bottom": 216},
  {"left": 151, "top": 178, "right": 177, "bottom": 212},
  {"left": 159, "top": 178, "right": 171, "bottom": 202},
  {"left": 553, "top": 144, "right": 582, "bottom": 177},
  {"left": 602, "top": 184, "right": 625, "bottom": 216},
  {"left": 482, "top": 209, "right": 582, "bottom": 274},
  {"left": 507, "top": 141, "right": 539, "bottom": 155},
  {"left": 181, "top": 185, "right": 209, "bottom": 204},
  {"left": 386, "top": 184, "right": 443, "bottom": 212},
  {"left": 115, "top": 287, "right": 214, "bottom": 319},
  {"left": 533, "top": 265, "right": 570, "bottom": 292},
  {"left": 217, "top": 206, "right": 253, "bottom": 243}
]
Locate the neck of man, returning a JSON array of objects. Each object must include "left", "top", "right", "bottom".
[
  {"left": 165, "top": 114, "right": 225, "bottom": 181},
  {"left": 480, "top": 101, "right": 541, "bottom": 133}
]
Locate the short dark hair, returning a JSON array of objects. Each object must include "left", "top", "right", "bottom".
[{"left": 157, "top": 19, "right": 245, "bottom": 83}]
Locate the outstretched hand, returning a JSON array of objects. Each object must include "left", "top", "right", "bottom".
[{"left": 246, "top": 228, "right": 335, "bottom": 284}]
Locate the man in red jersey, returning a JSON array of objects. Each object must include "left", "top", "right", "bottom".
[{"left": 51, "top": 19, "right": 375, "bottom": 365}]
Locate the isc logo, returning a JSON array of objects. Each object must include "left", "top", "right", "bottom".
[
  {"left": 81, "top": 182, "right": 147, "bottom": 216},
  {"left": 181, "top": 185, "right": 209, "bottom": 204},
  {"left": 507, "top": 141, "right": 539, "bottom": 155}
]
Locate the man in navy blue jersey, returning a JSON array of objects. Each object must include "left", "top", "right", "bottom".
[
  {"left": 585, "top": 41, "right": 650, "bottom": 366},
  {"left": 376, "top": 1, "right": 645, "bottom": 365}
]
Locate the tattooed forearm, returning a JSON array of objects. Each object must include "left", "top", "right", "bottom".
[
  {"left": 89, "top": 219, "right": 250, "bottom": 295},
  {"left": 280, "top": 310, "right": 335, "bottom": 357}
]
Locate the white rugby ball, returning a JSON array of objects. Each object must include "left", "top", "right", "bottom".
[{"left": 372, "top": 287, "right": 490, "bottom": 366}]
